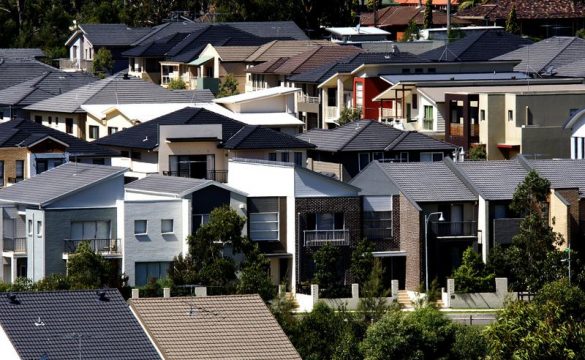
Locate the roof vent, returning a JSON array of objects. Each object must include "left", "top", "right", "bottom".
[
  {"left": 96, "top": 290, "right": 109, "bottom": 302},
  {"left": 7, "top": 293, "right": 17, "bottom": 304}
]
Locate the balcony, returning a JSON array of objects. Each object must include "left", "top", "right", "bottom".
[
  {"left": 380, "top": 108, "right": 393, "bottom": 119},
  {"left": 3, "top": 237, "right": 26, "bottom": 254},
  {"left": 163, "top": 169, "right": 228, "bottom": 183},
  {"left": 450, "top": 123, "right": 464, "bottom": 137},
  {"left": 63, "top": 239, "right": 121, "bottom": 257},
  {"left": 59, "top": 58, "right": 92, "bottom": 72},
  {"left": 304, "top": 229, "right": 350, "bottom": 247},
  {"left": 430, "top": 221, "right": 477, "bottom": 239},
  {"left": 298, "top": 94, "right": 320, "bottom": 104}
]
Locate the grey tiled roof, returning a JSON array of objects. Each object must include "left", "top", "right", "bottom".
[
  {"left": 0, "top": 289, "right": 161, "bottom": 360},
  {"left": 378, "top": 161, "right": 477, "bottom": 202},
  {"left": 222, "top": 125, "right": 314, "bottom": 150},
  {"left": 125, "top": 174, "right": 245, "bottom": 197},
  {"left": 298, "top": 120, "right": 455, "bottom": 152},
  {"left": 454, "top": 160, "right": 528, "bottom": 200},
  {"left": 0, "top": 58, "right": 57, "bottom": 91},
  {"left": 79, "top": 23, "right": 152, "bottom": 46},
  {"left": 0, "top": 48, "right": 44, "bottom": 59},
  {"left": 130, "top": 294, "right": 301, "bottom": 360},
  {"left": 528, "top": 159, "right": 585, "bottom": 191},
  {"left": 0, "top": 162, "right": 126, "bottom": 206}
]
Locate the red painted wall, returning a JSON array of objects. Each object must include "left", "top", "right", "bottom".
[{"left": 353, "top": 77, "right": 393, "bottom": 120}]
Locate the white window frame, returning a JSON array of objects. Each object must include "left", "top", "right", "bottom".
[
  {"left": 134, "top": 220, "right": 148, "bottom": 235},
  {"left": 249, "top": 212, "right": 279, "bottom": 241},
  {"left": 161, "top": 219, "right": 174, "bottom": 234}
]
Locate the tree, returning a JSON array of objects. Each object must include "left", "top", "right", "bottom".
[
  {"left": 468, "top": 145, "right": 486, "bottom": 160},
  {"left": 350, "top": 238, "right": 374, "bottom": 285},
  {"left": 423, "top": 0, "right": 433, "bottom": 29},
  {"left": 167, "top": 253, "right": 198, "bottom": 285},
  {"left": 237, "top": 240, "right": 276, "bottom": 302},
  {"left": 312, "top": 243, "right": 341, "bottom": 297},
  {"left": 217, "top": 73, "right": 239, "bottom": 98},
  {"left": 337, "top": 107, "right": 362, "bottom": 126},
  {"left": 401, "top": 20, "right": 419, "bottom": 42},
  {"left": 505, "top": 5, "right": 520, "bottom": 35},
  {"left": 295, "top": 302, "right": 345, "bottom": 360},
  {"left": 484, "top": 279, "right": 585, "bottom": 359},
  {"left": 457, "top": 0, "right": 484, "bottom": 10},
  {"left": 167, "top": 78, "right": 187, "bottom": 90},
  {"left": 451, "top": 247, "right": 495, "bottom": 293},
  {"left": 92, "top": 47, "right": 113, "bottom": 77},
  {"left": 358, "top": 258, "right": 390, "bottom": 324},
  {"left": 67, "top": 241, "right": 112, "bottom": 289}
]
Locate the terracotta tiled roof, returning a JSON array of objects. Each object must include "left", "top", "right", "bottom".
[
  {"left": 361, "top": 6, "right": 469, "bottom": 26},
  {"left": 214, "top": 46, "right": 259, "bottom": 62},
  {"left": 129, "top": 294, "right": 301, "bottom": 360},
  {"left": 456, "top": 0, "right": 585, "bottom": 20}
]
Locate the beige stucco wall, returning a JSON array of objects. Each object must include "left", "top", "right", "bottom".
[
  {"left": 479, "top": 93, "right": 506, "bottom": 160},
  {"left": 86, "top": 111, "right": 135, "bottom": 141},
  {"left": 550, "top": 190, "right": 569, "bottom": 250},
  {"left": 29, "top": 111, "right": 86, "bottom": 139}
]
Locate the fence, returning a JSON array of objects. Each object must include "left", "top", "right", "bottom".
[
  {"left": 294, "top": 282, "right": 399, "bottom": 312},
  {"left": 442, "top": 278, "right": 517, "bottom": 309}
]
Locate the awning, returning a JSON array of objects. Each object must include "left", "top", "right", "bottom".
[
  {"left": 496, "top": 144, "right": 520, "bottom": 149},
  {"left": 188, "top": 55, "right": 214, "bottom": 66}
]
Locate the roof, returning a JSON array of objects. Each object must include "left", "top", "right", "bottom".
[
  {"left": 493, "top": 36, "right": 585, "bottom": 76},
  {"left": 0, "top": 163, "right": 126, "bottom": 206},
  {"left": 298, "top": 120, "right": 455, "bottom": 152},
  {"left": 125, "top": 174, "right": 246, "bottom": 197},
  {"left": 95, "top": 107, "right": 311, "bottom": 150},
  {"left": 81, "top": 103, "right": 195, "bottom": 122},
  {"left": 456, "top": 0, "right": 585, "bottom": 20},
  {"left": 0, "top": 58, "right": 57, "bottom": 91},
  {"left": 325, "top": 27, "right": 391, "bottom": 35},
  {"left": 24, "top": 75, "right": 193, "bottom": 113},
  {"left": 394, "top": 0, "right": 459, "bottom": 4},
  {"left": 129, "top": 294, "right": 301, "bottom": 360},
  {"left": 73, "top": 23, "right": 151, "bottom": 47},
  {"left": 0, "top": 119, "right": 118, "bottom": 157},
  {"left": 454, "top": 159, "right": 528, "bottom": 200},
  {"left": 0, "top": 71, "right": 98, "bottom": 106},
  {"left": 380, "top": 72, "right": 530, "bottom": 85},
  {"left": 0, "top": 289, "right": 160, "bottom": 360},
  {"left": 245, "top": 40, "right": 334, "bottom": 62},
  {"left": 378, "top": 161, "right": 477, "bottom": 202},
  {"left": 361, "top": 6, "right": 470, "bottom": 27},
  {"left": 420, "top": 30, "right": 533, "bottom": 62},
  {"left": 213, "top": 45, "right": 259, "bottom": 61},
  {"left": 213, "top": 86, "right": 300, "bottom": 104},
  {"left": 528, "top": 158, "right": 585, "bottom": 192},
  {"left": 0, "top": 48, "right": 44, "bottom": 59}
]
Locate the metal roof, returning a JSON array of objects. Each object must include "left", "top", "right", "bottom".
[{"left": 213, "top": 86, "right": 300, "bottom": 104}]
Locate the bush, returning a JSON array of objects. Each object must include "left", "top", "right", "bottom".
[
  {"left": 35, "top": 274, "right": 70, "bottom": 291},
  {"left": 451, "top": 325, "right": 487, "bottom": 360},
  {"left": 452, "top": 247, "right": 495, "bottom": 293},
  {"left": 167, "top": 78, "right": 186, "bottom": 90}
]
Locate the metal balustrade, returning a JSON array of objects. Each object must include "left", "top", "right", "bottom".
[
  {"left": 304, "top": 229, "right": 350, "bottom": 247},
  {"left": 63, "top": 239, "right": 121, "bottom": 256}
]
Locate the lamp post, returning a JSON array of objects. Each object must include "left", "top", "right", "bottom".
[{"left": 424, "top": 212, "right": 444, "bottom": 292}]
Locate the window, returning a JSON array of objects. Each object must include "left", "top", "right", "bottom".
[
  {"left": 373, "top": 152, "right": 384, "bottom": 161},
  {"left": 15, "top": 160, "right": 24, "bottom": 181},
  {"left": 0, "top": 160, "right": 3, "bottom": 187},
  {"left": 89, "top": 125, "right": 99, "bottom": 139},
  {"left": 358, "top": 152, "right": 371, "bottom": 171},
  {"left": 108, "top": 127, "right": 118, "bottom": 135},
  {"left": 400, "top": 152, "right": 409, "bottom": 162},
  {"left": 70, "top": 221, "right": 111, "bottom": 240},
  {"left": 48, "top": 116, "right": 52, "bottom": 125},
  {"left": 480, "top": 109, "right": 486, "bottom": 121},
  {"left": 281, "top": 152, "right": 289, "bottom": 163},
  {"left": 364, "top": 211, "right": 393, "bottom": 241},
  {"left": 420, "top": 152, "right": 444, "bottom": 162},
  {"left": 508, "top": 110, "right": 513, "bottom": 122},
  {"left": 134, "top": 220, "right": 147, "bottom": 235},
  {"left": 401, "top": 68, "right": 411, "bottom": 74},
  {"left": 161, "top": 219, "right": 174, "bottom": 234},
  {"left": 415, "top": 68, "right": 424, "bottom": 74},
  {"left": 135, "top": 262, "right": 171, "bottom": 286},
  {"left": 423, "top": 105, "right": 433, "bottom": 120},
  {"left": 28, "top": 219, "right": 33, "bottom": 236},
  {"left": 250, "top": 212, "right": 279, "bottom": 241},
  {"left": 193, "top": 214, "right": 210, "bottom": 235},
  {"left": 307, "top": 213, "right": 344, "bottom": 231},
  {"left": 294, "top": 152, "right": 303, "bottom": 166},
  {"left": 55, "top": 117, "right": 59, "bottom": 126},
  {"left": 412, "top": 94, "right": 418, "bottom": 109},
  {"left": 355, "top": 82, "right": 363, "bottom": 109},
  {"left": 36, "top": 221, "right": 43, "bottom": 237},
  {"left": 34, "top": 115, "right": 42, "bottom": 124},
  {"left": 427, "top": 68, "right": 436, "bottom": 73},
  {"left": 66, "top": 118, "right": 73, "bottom": 134},
  {"left": 268, "top": 152, "right": 277, "bottom": 161}
]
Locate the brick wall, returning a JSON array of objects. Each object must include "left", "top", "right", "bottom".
[
  {"left": 295, "top": 196, "right": 361, "bottom": 284},
  {"left": 400, "top": 193, "right": 422, "bottom": 290},
  {"left": 0, "top": 148, "right": 28, "bottom": 186}
]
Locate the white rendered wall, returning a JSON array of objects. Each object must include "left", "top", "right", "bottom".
[{"left": 0, "top": 325, "right": 20, "bottom": 360}]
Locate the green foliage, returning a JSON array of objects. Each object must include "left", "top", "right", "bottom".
[
  {"left": 358, "top": 259, "right": 390, "bottom": 324},
  {"left": 10, "top": 277, "right": 35, "bottom": 291},
  {"left": 457, "top": 0, "right": 484, "bottom": 10},
  {"left": 505, "top": 5, "right": 520, "bottom": 35},
  {"left": 67, "top": 241, "right": 112, "bottom": 289},
  {"left": 451, "top": 324, "right": 488, "bottom": 360},
  {"left": 337, "top": 107, "right": 362, "bottom": 126},
  {"left": 401, "top": 20, "right": 420, "bottom": 42},
  {"left": 423, "top": 0, "right": 433, "bottom": 29},
  {"left": 577, "top": 28, "right": 585, "bottom": 39},
  {"left": 167, "top": 253, "right": 198, "bottom": 285},
  {"left": 271, "top": 291, "right": 299, "bottom": 338},
  {"left": 167, "top": 78, "right": 187, "bottom": 90},
  {"left": 312, "top": 243, "right": 342, "bottom": 297},
  {"left": 468, "top": 145, "right": 486, "bottom": 160},
  {"left": 92, "top": 47, "right": 113, "bottom": 77},
  {"left": 217, "top": 73, "right": 240, "bottom": 98},
  {"left": 35, "top": 274, "right": 71, "bottom": 291},
  {"left": 484, "top": 279, "right": 585, "bottom": 359},
  {"left": 452, "top": 247, "right": 495, "bottom": 293},
  {"left": 350, "top": 238, "right": 374, "bottom": 285},
  {"left": 237, "top": 240, "right": 276, "bottom": 302},
  {"left": 295, "top": 302, "right": 345, "bottom": 360}
]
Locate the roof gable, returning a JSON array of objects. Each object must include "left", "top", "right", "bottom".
[
  {"left": 125, "top": 174, "right": 246, "bottom": 197},
  {"left": 222, "top": 125, "right": 314, "bottom": 150}
]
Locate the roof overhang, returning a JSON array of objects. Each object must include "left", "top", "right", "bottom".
[
  {"left": 213, "top": 87, "right": 300, "bottom": 105},
  {"left": 318, "top": 72, "right": 350, "bottom": 89},
  {"left": 126, "top": 179, "right": 247, "bottom": 198},
  {"left": 65, "top": 29, "right": 84, "bottom": 47},
  {"left": 496, "top": 143, "right": 520, "bottom": 149},
  {"left": 372, "top": 83, "right": 415, "bottom": 101},
  {"left": 188, "top": 55, "right": 214, "bottom": 66},
  {"left": 25, "top": 135, "right": 70, "bottom": 149}
]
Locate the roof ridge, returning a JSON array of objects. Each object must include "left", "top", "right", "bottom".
[
  {"left": 444, "top": 157, "right": 481, "bottom": 197},
  {"left": 384, "top": 129, "right": 409, "bottom": 151},
  {"left": 339, "top": 121, "right": 370, "bottom": 151},
  {"left": 540, "top": 36, "right": 576, "bottom": 72},
  {"left": 227, "top": 124, "right": 257, "bottom": 148}
]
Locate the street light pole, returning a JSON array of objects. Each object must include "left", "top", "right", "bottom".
[{"left": 424, "top": 212, "right": 444, "bottom": 292}]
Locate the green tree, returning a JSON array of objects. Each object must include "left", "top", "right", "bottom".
[
  {"left": 423, "top": 0, "right": 433, "bottom": 29},
  {"left": 167, "top": 253, "right": 198, "bottom": 285},
  {"left": 468, "top": 145, "right": 486, "bottom": 160},
  {"left": 67, "top": 241, "right": 112, "bottom": 289},
  {"left": 401, "top": 20, "right": 420, "bottom": 42},
  {"left": 217, "top": 73, "right": 239, "bottom": 98},
  {"left": 295, "top": 302, "right": 345, "bottom": 360},
  {"left": 92, "top": 47, "right": 113, "bottom": 77},
  {"left": 358, "top": 258, "right": 390, "bottom": 324},
  {"left": 452, "top": 247, "right": 495, "bottom": 293},
  {"left": 350, "top": 238, "right": 374, "bottom": 285},
  {"left": 237, "top": 240, "right": 276, "bottom": 302},
  {"left": 505, "top": 5, "right": 520, "bottom": 35},
  {"left": 312, "top": 243, "right": 341, "bottom": 297},
  {"left": 457, "top": 0, "right": 484, "bottom": 10},
  {"left": 451, "top": 324, "right": 488, "bottom": 360},
  {"left": 167, "top": 78, "right": 187, "bottom": 90},
  {"left": 337, "top": 107, "right": 362, "bottom": 126},
  {"left": 35, "top": 274, "right": 71, "bottom": 291}
]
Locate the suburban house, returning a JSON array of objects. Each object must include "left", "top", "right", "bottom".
[
  {"left": 123, "top": 175, "right": 247, "bottom": 286},
  {"left": 297, "top": 120, "right": 456, "bottom": 180},
  {"left": 129, "top": 294, "right": 301, "bottom": 360},
  {"left": 0, "top": 163, "right": 126, "bottom": 283},
  {"left": 0, "top": 48, "right": 44, "bottom": 60},
  {"left": 0, "top": 289, "right": 161, "bottom": 360},
  {"left": 563, "top": 106, "right": 585, "bottom": 159},
  {"left": 494, "top": 36, "right": 585, "bottom": 78},
  {"left": 23, "top": 75, "right": 204, "bottom": 141},
  {"left": 94, "top": 107, "right": 315, "bottom": 180},
  {"left": 0, "top": 119, "right": 118, "bottom": 188},
  {"left": 0, "top": 58, "right": 58, "bottom": 91},
  {"left": 0, "top": 71, "right": 97, "bottom": 121},
  {"left": 62, "top": 23, "right": 151, "bottom": 73},
  {"left": 456, "top": 0, "right": 585, "bottom": 38},
  {"left": 227, "top": 158, "right": 361, "bottom": 290}
]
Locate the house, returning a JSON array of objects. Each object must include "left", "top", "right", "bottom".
[
  {"left": 0, "top": 289, "right": 161, "bottom": 360},
  {"left": 0, "top": 58, "right": 57, "bottom": 91},
  {"left": 129, "top": 294, "right": 301, "bottom": 360},
  {"left": 325, "top": 27, "right": 391, "bottom": 44},
  {"left": 456, "top": 0, "right": 585, "bottom": 38},
  {"left": 0, "top": 71, "right": 98, "bottom": 121},
  {"left": 0, "top": 163, "right": 126, "bottom": 283},
  {"left": 0, "top": 119, "right": 118, "bottom": 188},
  {"left": 62, "top": 23, "right": 151, "bottom": 73},
  {"left": 297, "top": 120, "right": 456, "bottom": 180},
  {"left": 227, "top": 158, "right": 361, "bottom": 289},
  {"left": 123, "top": 175, "right": 247, "bottom": 286},
  {"left": 562, "top": 106, "right": 585, "bottom": 159},
  {"left": 0, "top": 48, "right": 44, "bottom": 60},
  {"left": 23, "top": 74, "right": 206, "bottom": 141},
  {"left": 94, "top": 107, "right": 314, "bottom": 180}
]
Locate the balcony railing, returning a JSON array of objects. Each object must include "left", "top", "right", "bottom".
[
  {"left": 304, "top": 229, "right": 350, "bottom": 247},
  {"left": 59, "top": 58, "right": 92, "bottom": 72},
  {"left": 471, "top": 123, "right": 480, "bottom": 137},
  {"left": 450, "top": 123, "right": 464, "bottom": 137},
  {"left": 430, "top": 221, "right": 477, "bottom": 238},
  {"left": 63, "top": 239, "right": 121, "bottom": 256},
  {"left": 3, "top": 237, "right": 26, "bottom": 254},
  {"left": 299, "top": 94, "right": 320, "bottom": 104},
  {"left": 163, "top": 170, "right": 228, "bottom": 183},
  {"left": 326, "top": 106, "right": 338, "bottom": 120}
]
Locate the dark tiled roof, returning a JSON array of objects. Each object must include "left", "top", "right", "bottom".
[
  {"left": 78, "top": 23, "right": 152, "bottom": 46},
  {"left": 245, "top": 40, "right": 333, "bottom": 62},
  {"left": 0, "top": 119, "right": 118, "bottom": 157},
  {"left": 0, "top": 48, "right": 44, "bottom": 59},
  {"left": 298, "top": 120, "right": 455, "bottom": 152},
  {"left": 122, "top": 32, "right": 193, "bottom": 57},
  {"left": 456, "top": 0, "right": 585, "bottom": 20},
  {"left": 125, "top": 174, "right": 245, "bottom": 197},
  {"left": 420, "top": 30, "right": 533, "bottom": 62},
  {"left": 528, "top": 159, "right": 585, "bottom": 192},
  {"left": 130, "top": 294, "right": 301, "bottom": 360},
  {"left": 0, "top": 71, "right": 98, "bottom": 106},
  {"left": 0, "top": 58, "right": 57, "bottom": 91},
  {"left": 0, "top": 289, "right": 160, "bottom": 360},
  {"left": 223, "top": 125, "right": 314, "bottom": 150},
  {"left": 454, "top": 159, "right": 528, "bottom": 200}
]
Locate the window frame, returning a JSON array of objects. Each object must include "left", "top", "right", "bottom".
[
  {"left": 161, "top": 219, "right": 174, "bottom": 234},
  {"left": 358, "top": 152, "right": 371, "bottom": 171},
  {"left": 249, "top": 212, "right": 279, "bottom": 241},
  {"left": 89, "top": 125, "right": 100, "bottom": 139},
  {"left": 134, "top": 220, "right": 148, "bottom": 235}
]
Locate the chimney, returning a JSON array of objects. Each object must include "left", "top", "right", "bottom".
[{"left": 131, "top": 288, "right": 140, "bottom": 299}]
